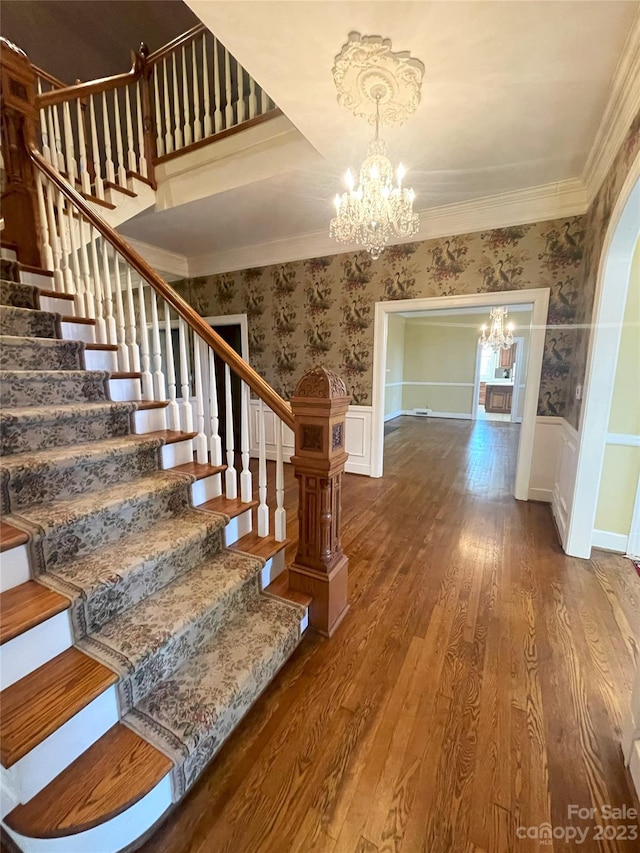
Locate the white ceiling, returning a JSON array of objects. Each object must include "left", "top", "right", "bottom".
[{"left": 119, "top": 0, "right": 640, "bottom": 267}]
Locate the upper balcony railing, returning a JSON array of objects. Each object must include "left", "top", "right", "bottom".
[{"left": 32, "top": 24, "right": 278, "bottom": 201}]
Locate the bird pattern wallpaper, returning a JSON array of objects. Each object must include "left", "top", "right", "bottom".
[{"left": 173, "top": 108, "right": 640, "bottom": 427}]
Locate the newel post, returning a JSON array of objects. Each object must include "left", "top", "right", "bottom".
[
  {"left": 289, "top": 367, "right": 350, "bottom": 637},
  {"left": 0, "top": 38, "right": 41, "bottom": 266}
]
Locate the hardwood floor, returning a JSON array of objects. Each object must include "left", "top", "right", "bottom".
[{"left": 7, "top": 417, "right": 640, "bottom": 851}]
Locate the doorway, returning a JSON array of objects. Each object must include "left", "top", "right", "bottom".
[
  {"left": 371, "top": 288, "right": 550, "bottom": 500},
  {"left": 472, "top": 334, "right": 527, "bottom": 424}
]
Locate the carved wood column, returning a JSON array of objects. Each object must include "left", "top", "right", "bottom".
[
  {"left": 0, "top": 38, "right": 41, "bottom": 266},
  {"left": 289, "top": 367, "right": 350, "bottom": 637}
]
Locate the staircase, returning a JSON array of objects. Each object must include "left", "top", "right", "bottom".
[{"left": 0, "top": 245, "right": 309, "bottom": 850}]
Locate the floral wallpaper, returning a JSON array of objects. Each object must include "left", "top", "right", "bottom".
[
  {"left": 563, "top": 109, "right": 640, "bottom": 428},
  {"left": 173, "top": 215, "right": 589, "bottom": 417}
]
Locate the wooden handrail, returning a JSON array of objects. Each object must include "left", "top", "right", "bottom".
[
  {"left": 29, "top": 147, "right": 294, "bottom": 430},
  {"left": 35, "top": 61, "right": 142, "bottom": 108},
  {"left": 32, "top": 64, "right": 67, "bottom": 90},
  {"left": 146, "top": 24, "right": 206, "bottom": 65}
]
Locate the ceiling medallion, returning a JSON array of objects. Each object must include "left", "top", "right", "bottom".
[{"left": 330, "top": 33, "right": 424, "bottom": 260}]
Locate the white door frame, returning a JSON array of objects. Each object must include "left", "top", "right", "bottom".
[
  {"left": 204, "top": 313, "right": 249, "bottom": 362},
  {"left": 371, "top": 288, "right": 550, "bottom": 500},
  {"left": 510, "top": 336, "right": 525, "bottom": 424},
  {"left": 565, "top": 158, "right": 640, "bottom": 557},
  {"left": 471, "top": 335, "right": 526, "bottom": 422}
]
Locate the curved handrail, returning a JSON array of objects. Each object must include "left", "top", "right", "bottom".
[
  {"left": 146, "top": 24, "right": 206, "bottom": 65},
  {"left": 35, "top": 58, "right": 142, "bottom": 108},
  {"left": 32, "top": 64, "right": 67, "bottom": 90},
  {"left": 29, "top": 147, "right": 294, "bottom": 430}
]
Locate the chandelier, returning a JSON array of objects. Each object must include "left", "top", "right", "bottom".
[
  {"left": 480, "top": 307, "right": 515, "bottom": 352},
  {"left": 330, "top": 33, "right": 424, "bottom": 260}
]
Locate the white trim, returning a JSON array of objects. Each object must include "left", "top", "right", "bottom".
[
  {"left": 606, "top": 433, "right": 640, "bottom": 447},
  {"left": 582, "top": 11, "right": 640, "bottom": 204},
  {"left": 203, "top": 313, "right": 250, "bottom": 362},
  {"left": 371, "top": 288, "right": 548, "bottom": 502},
  {"left": 126, "top": 237, "right": 189, "bottom": 278},
  {"left": 384, "top": 410, "right": 404, "bottom": 423},
  {"left": 529, "top": 487, "right": 553, "bottom": 503},
  {"left": 592, "top": 529, "right": 629, "bottom": 553},
  {"left": 628, "top": 476, "right": 640, "bottom": 559},
  {"left": 186, "top": 179, "right": 587, "bottom": 276},
  {"left": 398, "top": 381, "right": 475, "bottom": 387},
  {"left": 566, "top": 155, "right": 640, "bottom": 558},
  {"left": 404, "top": 410, "right": 472, "bottom": 421}
]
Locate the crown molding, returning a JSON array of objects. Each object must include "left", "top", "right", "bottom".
[
  {"left": 581, "top": 8, "right": 640, "bottom": 204},
  {"left": 124, "top": 237, "right": 189, "bottom": 279},
  {"left": 187, "top": 178, "right": 587, "bottom": 276}
]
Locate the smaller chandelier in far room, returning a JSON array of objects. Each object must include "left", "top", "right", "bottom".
[
  {"left": 480, "top": 307, "right": 515, "bottom": 352},
  {"left": 330, "top": 33, "right": 424, "bottom": 260}
]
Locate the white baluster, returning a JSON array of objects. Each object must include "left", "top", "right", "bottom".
[
  {"left": 153, "top": 64, "right": 165, "bottom": 157},
  {"left": 164, "top": 303, "right": 181, "bottom": 430},
  {"left": 55, "top": 192, "right": 74, "bottom": 295},
  {"left": 150, "top": 289, "right": 166, "bottom": 400},
  {"left": 65, "top": 196, "right": 84, "bottom": 314},
  {"left": 37, "top": 79, "right": 51, "bottom": 162},
  {"left": 224, "top": 47, "right": 233, "bottom": 128},
  {"left": 213, "top": 37, "right": 223, "bottom": 133},
  {"left": 88, "top": 227, "right": 107, "bottom": 343},
  {"left": 260, "top": 86, "right": 269, "bottom": 115},
  {"left": 125, "top": 267, "right": 141, "bottom": 372},
  {"left": 137, "top": 279, "right": 153, "bottom": 399},
  {"left": 46, "top": 106, "right": 57, "bottom": 169},
  {"left": 102, "top": 92, "right": 116, "bottom": 184},
  {"left": 240, "top": 382, "right": 252, "bottom": 501},
  {"left": 237, "top": 62, "right": 245, "bottom": 124},
  {"left": 113, "top": 88, "right": 127, "bottom": 186},
  {"left": 62, "top": 101, "right": 77, "bottom": 183},
  {"left": 125, "top": 85, "right": 137, "bottom": 173},
  {"left": 181, "top": 46, "right": 192, "bottom": 147},
  {"left": 208, "top": 348, "right": 222, "bottom": 466},
  {"left": 100, "top": 237, "right": 117, "bottom": 344},
  {"left": 111, "top": 252, "right": 130, "bottom": 371},
  {"left": 76, "top": 98, "right": 91, "bottom": 194},
  {"left": 193, "top": 336, "right": 208, "bottom": 463},
  {"left": 274, "top": 417, "right": 286, "bottom": 541},
  {"left": 178, "top": 317, "right": 194, "bottom": 429},
  {"left": 162, "top": 58, "right": 174, "bottom": 154},
  {"left": 248, "top": 75, "right": 257, "bottom": 120},
  {"left": 224, "top": 364, "right": 238, "bottom": 499},
  {"left": 135, "top": 81, "right": 147, "bottom": 177},
  {"left": 89, "top": 95, "right": 105, "bottom": 198},
  {"left": 202, "top": 34, "right": 212, "bottom": 138},
  {"left": 192, "top": 41, "right": 202, "bottom": 142},
  {"left": 172, "top": 53, "right": 183, "bottom": 150},
  {"left": 43, "top": 177, "right": 63, "bottom": 292},
  {"left": 257, "top": 399, "right": 269, "bottom": 536},
  {"left": 35, "top": 174, "right": 54, "bottom": 271},
  {"left": 52, "top": 103, "right": 65, "bottom": 171},
  {"left": 77, "top": 216, "right": 95, "bottom": 319}
]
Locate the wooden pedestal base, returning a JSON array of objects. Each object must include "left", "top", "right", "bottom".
[{"left": 289, "top": 555, "right": 349, "bottom": 638}]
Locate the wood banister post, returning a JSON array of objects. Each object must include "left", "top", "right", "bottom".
[
  {"left": 288, "top": 367, "right": 350, "bottom": 637},
  {"left": 0, "top": 38, "right": 42, "bottom": 266},
  {"left": 138, "top": 43, "right": 157, "bottom": 187}
]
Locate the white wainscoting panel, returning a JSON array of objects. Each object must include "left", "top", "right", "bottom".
[
  {"left": 552, "top": 419, "right": 579, "bottom": 549},
  {"left": 529, "top": 416, "right": 565, "bottom": 503},
  {"left": 249, "top": 402, "right": 373, "bottom": 476}
]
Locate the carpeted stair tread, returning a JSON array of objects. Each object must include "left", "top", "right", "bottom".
[
  {"left": 0, "top": 400, "right": 137, "bottom": 456},
  {"left": 0, "top": 305, "right": 59, "bottom": 338},
  {"left": 0, "top": 335, "right": 84, "bottom": 371},
  {"left": 126, "top": 594, "right": 303, "bottom": 798},
  {"left": 0, "top": 369, "right": 110, "bottom": 407},
  {"left": 0, "top": 580, "right": 70, "bottom": 645},
  {"left": 0, "top": 647, "right": 118, "bottom": 769},
  {"left": 4, "top": 722, "right": 173, "bottom": 839},
  {"left": 79, "top": 549, "right": 264, "bottom": 713},
  {"left": 0, "top": 434, "right": 164, "bottom": 512},
  {"left": 0, "top": 280, "right": 39, "bottom": 310},
  {"left": 43, "top": 509, "right": 227, "bottom": 636}
]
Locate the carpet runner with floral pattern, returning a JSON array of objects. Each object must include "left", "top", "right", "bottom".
[{"left": 0, "top": 275, "right": 304, "bottom": 800}]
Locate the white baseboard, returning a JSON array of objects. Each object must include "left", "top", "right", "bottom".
[
  {"left": 528, "top": 487, "right": 553, "bottom": 503},
  {"left": 405, "top": 410, "right": 472, "bottom": 421},
  {"left": 592, "top": 529, "right": 629, "bottom": 553},
  {"left": 384, "top": 411, "right": 404, "bottom": 423}
]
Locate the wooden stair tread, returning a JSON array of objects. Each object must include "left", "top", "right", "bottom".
[
  {"left": 0, "top": 580, "right": 70, "bottom": 645},
  {"left": 104, "top": 180, "right": 137, "bottom": 198},
  {"left": 37, "top": 289, "right": 74, "bottom": 301},
  {"left": 265, "top": 570, "right": 313, "bottom": 609},
  {"left": 0, "top": 521, "right": 28, "bottom": 552},
  {"left": 135, "top": 399, "right": 169, "bottom": 410},
  {"left": 146, "top": 429, "right": 197, "bottom": 444},
  {"left": 4, "top": 723, "right": 172, "bottom": 838},
  {"left": 199, "top": 495, "right": 258, "bottom": 519},
  {"left": 85, "top": 342, "right": 118, "bottom": 351},
  {"left": 171, "top": 461, "right": 226, "bottom": 480},
  {"left": 18, "top": 264, "right": 53, "bottom": 277},
  {"left": 80, "top": 192, "right": 116, "bottom": 210},
  {"left": 60, "top": 315, "right": 95, "bottom": 325},
  {"left": 111, "top": 371, "right": 142, "bottom": 379},
  {"left": 0, "top": 647, "right": 118, "bottom": 768},
  {"left": 126, "top": 169, "right": 156, "bottom": 189},
  {"left": 233, "top": 531, "right": 289, "bottom": 562}
]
